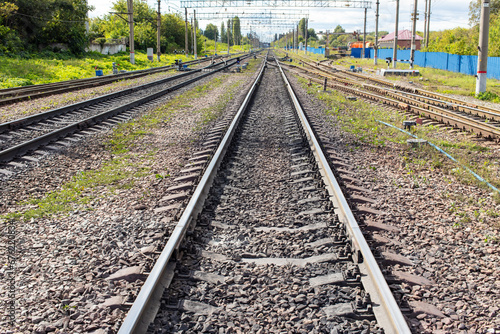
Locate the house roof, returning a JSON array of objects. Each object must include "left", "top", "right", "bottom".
[{"left": 379, "top": 29, "right": 423, "bottom": 42}]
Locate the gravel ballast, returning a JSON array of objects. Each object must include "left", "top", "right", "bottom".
[
  {"left": 285, "top": 68, "right": 499, "bottom": 334},
  {"left": 0, "top": 59, "right": 261, "bottom": 333}
]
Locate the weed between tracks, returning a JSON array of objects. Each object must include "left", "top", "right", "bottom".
[
  {"left": 297, "top": 76, "right": 500, "bottom": 228},
  {"left": 1, "top": 66, "right": 254, "bottom": 222}
]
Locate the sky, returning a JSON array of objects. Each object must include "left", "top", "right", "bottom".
[{"left": 87, "top": 0, "right": 471, "bottom": 42}]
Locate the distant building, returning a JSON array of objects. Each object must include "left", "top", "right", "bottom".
[{"left": 378, "top": 29, "right": 423, "bottom": 49}]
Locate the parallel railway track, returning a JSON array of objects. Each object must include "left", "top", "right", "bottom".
[
  {"left": 286, "top": 54, "right": 500, "bottom": 141},
  {"left": 0, "top": 54, "right": 253, "bottom": 166},
  {"left": 0, "top": 54, "right": 240, "bottom": 105},
  {"left": 117, "top": 54, "right": 411, "bottom": 333}
]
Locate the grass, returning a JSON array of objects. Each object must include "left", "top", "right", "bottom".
[
  {"left": 1, "top": 65, "right": 253, "bottom": 221},
  {"left": 3, "top": 156, "right": 151, "bottom": 221},
  {"left": 285, "top": 49, "right": 500, "bottom": 100},
  {"left": 299, "top": 76, "right": 408, "bottom": 147},
  {"left": 297, "top": 76, "right": 500, "bottom": 192},
  {"left": 0, "top": 46, "right": 251, "bottom": 89}
]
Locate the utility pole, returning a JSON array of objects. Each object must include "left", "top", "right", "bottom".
[
  {"left": 194, "top": 10, "right": 197, "bottom": 60},
  {"left": 127, "top": 0, "right": 135, "bottom": 64},
  {"left": 184, "top": 8, "right": 188, "bottom": 56},
  {"left": 362, "top": 7, "right": 367, "bottom": 59},
  {"left": 157, "top": 0, "right": 161, "bottom": 61},
  {"left": 191, "top": 17, "right": 194, "bottom": 55},
  {"left": 227, "top": 19, "right": 230, "bottom": 55},
  {"left": 296, "top": 24, "right": 299, "bottom": 53},
  {"left": 426, "top": 0, "right": 431, "bottom": 47},
  {"left": 305, "top": 18, "right": 308, "bottom": 55},
  {"left": 374, "top": 0, "right": 380, "bottom": 65},
  {"left": 423, "top": 0, "right": 428, "bottom": 47},
  {"left": 476, "top": 0, "right": 490, "bottom": 94},
  {"left": 392, "top": 0, "right": 399, "bottom": 69},
  {"left": 410, "top": 0, "right": 418, "bottom": 69},
  {"left": 326, "top": 29, "right": 329, "bottom": 57}
]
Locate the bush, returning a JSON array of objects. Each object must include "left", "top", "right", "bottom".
[{"left": 476, "top": 91, "right": 500, "bottom": 102}]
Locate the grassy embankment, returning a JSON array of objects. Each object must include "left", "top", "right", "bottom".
[
  {"left": 0, "top": 45, "right": 252, "bottom": 89},
  {"left": 287, "top": 49, "right": 500, "bottom": 101}
]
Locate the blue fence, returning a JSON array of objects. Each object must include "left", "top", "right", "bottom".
[
  {"left": 351, "top": 48, "right": 500, "bottom": 80},
  {"left": 284, "top": 46, "right": 325, "bottom": 54}
]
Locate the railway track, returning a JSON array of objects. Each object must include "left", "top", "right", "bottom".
[
  {"left": 285, "top": 54, "right": 500, "bottom": 141},
  {"left": 117, "top": 54, "right": 411, "bottom": 333},
  {"left": 0, "top": 54, "right": 241, "bottom": 105},
  {"left": 0, "top": 54, "right": 253, "bottom": 170}
]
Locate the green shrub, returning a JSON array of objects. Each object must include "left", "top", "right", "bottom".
[{"left": 476, "top": 91, "right": 500, "bottom": 102}]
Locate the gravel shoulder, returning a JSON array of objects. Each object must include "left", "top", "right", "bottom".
[
  {"left": 0, "top": 59, "right": 262, "bottom": 333},
  {"left": 286, "top": 70, "right": 500, "bottom": 334}
]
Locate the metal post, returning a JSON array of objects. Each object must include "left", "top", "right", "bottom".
[
  {"left": 410, "top": 0, "right": 418, "bottom": 69},
  {"left": 305, "top": 18, "right": 308, "bottom": 55},
  {"left": 194, "top": 10, "right": 197, "bottom": 60},
  {"left": 127, "top": 0, "right": 135, "bottom": 64},
  {"left": 476, "top": 0, "right": 490, "bottom": 95},
  {"left": 191, "top": 17, "right": 194, "bottom": 55},
  {"left": 227, "top": 19, "right": 230, "bottom": 55},
  {"left": 426, "top": 0, "right": 431, "bottom": 47},
  {"left": 362, "top": 7, "right": 367, "bottom": 59},
  {"left": 393, "top": 0, "right": 399, "bottom": 69},
  {"left": 326, "top": 29, "right": 329, "bottom": 57},
  {"left": 184, "top": 8, "right": 188, "bottom": 56},
  {"left": 157, "top": 0, "right": 161, "bottom": 62},
  {"left": 374, "top": 0, "right": 380, "bottom": 65},
  {"left": 296, "top": 24, "right": 299, "bottom": 53},
  {"left": 423, "top": 0, "right": 428, "bottom": 47},
  {"left": 323, "top": 77, "right": 327, "bottom": 91}
]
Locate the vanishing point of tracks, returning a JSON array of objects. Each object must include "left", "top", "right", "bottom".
[
  {"left": 117, "top": 55, "right": 411, "bottom": 333},
  {"left": 0, "top": 55, "right": 249, "bottom": 171},
  {"left": 283, "top": 54, "right": 500, "bottom": 141}
]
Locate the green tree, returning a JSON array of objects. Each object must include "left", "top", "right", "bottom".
[
  {"left": 307, "top": 28, "right": 317, "bottom": 40},
  {"left": 227, "top": 19, "right": 233, "bottom": 45},
  {"left": 220, "top": 22, "right": 226, "bottom": 43},
  {"left": 2, "top": 0, "right": 91, "bottom": 53},
  {"left": 298, "top": 18, "right": 306, "bottom": 37},
  {"left": 469, "top": 0, "right": 500, "bottom": 25},
  {"left": 232, "top": 16, "right": 241, "bottom": 45},
  {"left": 204, "top": 23, "right": 218, "bottom": 41}
]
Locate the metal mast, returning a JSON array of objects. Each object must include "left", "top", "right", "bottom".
[
  {"left": 127, "top": 0, "right": 135, "bottom": 64},
  {"left": 392, "top": 0, "right": 399, "bottom": 69},
  {"left": 476, "top": 0, "right": 490, "bottom": 94}
]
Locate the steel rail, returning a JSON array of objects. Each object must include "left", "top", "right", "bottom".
[
  {"left": 297, "top": 71, "right": 500, "bottom": 140},
  {"left": 0, "top": 53, "right": 247, "bottom": 105},
  {"left": 0, "top": 60, "right": 233, "bottom": 134},
  {"left": 292, "top": 53, "right": 500, "bottom": 118},
  {"left": 276, "top": 57, "right": 411, "bottom": 334},
  {"left": 117, "top": 58, "right": 267, "bottom": 334},
  {"left": 0, "top": 57, "right": 249, "bottom": 163},
  {"left": 281, "top": 60, "right": 500, "bottom": 140}
]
